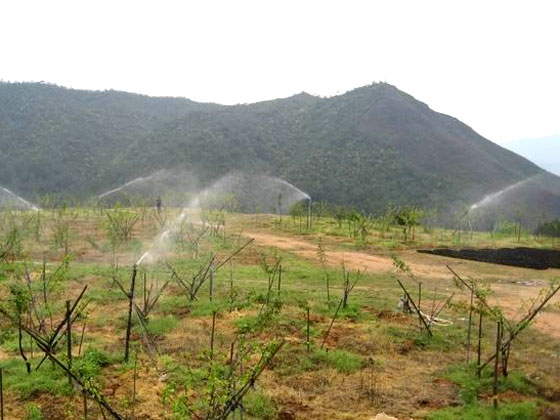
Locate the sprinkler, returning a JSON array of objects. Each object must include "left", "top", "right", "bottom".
[{"left": 307, "top": 197, "right": 312, "bottom": 231}]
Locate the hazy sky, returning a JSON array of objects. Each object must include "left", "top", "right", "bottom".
[{"left": 2, "top": 0, "right": 559, "bottom": 144}]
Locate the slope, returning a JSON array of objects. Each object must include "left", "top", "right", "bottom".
[{"left": 0, "top": 82, "right": 555, "bottom": 220}]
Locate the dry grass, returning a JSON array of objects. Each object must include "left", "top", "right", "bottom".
[{"left": 0, "top": 208, "right": 557, "bottom": 420}]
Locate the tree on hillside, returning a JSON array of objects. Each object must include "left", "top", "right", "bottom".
[{"left": 394, "top": 206, "right": 423, "bottom": 241}]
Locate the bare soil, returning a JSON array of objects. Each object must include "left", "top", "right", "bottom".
[{"left": 246, "top": 230, "right": 560, "bottom": 338}]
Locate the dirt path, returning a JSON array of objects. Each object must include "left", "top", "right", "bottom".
[
  {"left": 246, "top": 231, "right": 450, "bottom": 277},
  {"left": 246, "top": 230, "right": 560, "bottom": 338}
]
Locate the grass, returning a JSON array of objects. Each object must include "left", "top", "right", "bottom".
[
  {"left": 444, "top": 365, "right": 534, "bottom": 405},
  {"left": 73, "top": 347, "right": 111, "bottom": 380},
  {"left": 0, "top": 207, "right": 557, "bottom": 420},
  {"left": 144, "top": 315, "right": 180, "bottom": 336},
  {"left": 0, "top": 357, "right": 73, "bottom": 398},
  {"left": 427, "top": 401, "right": 538, "bottom": 420},
  {"left": 25, "top": 403, "right": 45, "bottom": 420},
  {"left": 309, "top": 348, "right": 365, "bottom": 373},
  {"left": 244, "top": 390, "right": 276, "bottom": 419}
]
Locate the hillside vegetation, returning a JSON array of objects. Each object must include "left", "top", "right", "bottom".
[{"left": 0, "top": 82, "right": 556, "bottom": 216}]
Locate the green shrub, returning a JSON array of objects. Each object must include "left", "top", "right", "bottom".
[{"left": 74, "top": 348, "right": 110, "bottom": 380}]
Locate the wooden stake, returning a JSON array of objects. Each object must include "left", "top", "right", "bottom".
[
  {"left": 493, "top": 321, "right": 501, "bottom": 410},
  {"left": 66, "top": 300, "right": 72, "bottom": 386},
  {"left": 229, "top": 258, "right": 234, "bottom": 310},
  {"left": 143, "top": 271, "right": 147, "bottom": 312},
  {"left": 18, "top": 322, "right": 31, "bottom": 373},
  {"left": 321, "top": 298, "right": 343, "bottom": 348},
  {"left": 277, "top": 264, "right": 282, "bottom": 297},
  {"left": 124, "top": 265, "right": 137, "bottom": 363},
  {"left": 209, "top": 263, "right": 214, "bottom": 302},
  {"left": 418, "top": 282, "right": 422, "bottom": 328},
  {"left": 306, "top": 307, "right": 311, "bottom": 353},
  {"left": 78, "top": 316, "right": 88, "bottom": 357},
  {"left": 1, "top": 367, "right": 4, "bottom": 420},
  {"left": 466, "top": 288, "right": 474, "bottom": 364},
  {"left": 418, "top": 282, "right": 422, "bottom": 313},
  {"left": 477, "top": 311, "right": 483, "bottom": 378},
  {"left": 210, "top": 311, "right": 216, "bottom": 361},
  {"left": 326, "top": 273, "right": 330, "bottom": 305}
]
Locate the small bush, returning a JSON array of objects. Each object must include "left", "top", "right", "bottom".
[{"left": 74, "top": 348, "right": 110, "bottom": 381}]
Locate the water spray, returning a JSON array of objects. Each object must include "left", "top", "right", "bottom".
[
  {"left": 1, "top": 187, "right": 40, "bottom": 211},
  {"left": 307, "top": 196, "right": 312, "bottom": 231},
  {"left": 136, "top": 251, "right": 150, "bottom": 266},
  {"left": 469, "top": 176, "right": 538, "bottom": 211},
  {"left": 97, "top": 174, "right": 157, "bottom": 199},
  {"left": 131, "top": 172, "right": 310, "bottom": 267}
]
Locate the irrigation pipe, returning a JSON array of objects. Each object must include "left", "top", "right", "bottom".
[{"left": 420, "top": 311, "right": 453, "bottom": 327}]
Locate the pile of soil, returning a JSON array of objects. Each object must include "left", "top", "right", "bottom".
[{"left": 418, "top": 247, "right": 560, "bottom": 270}]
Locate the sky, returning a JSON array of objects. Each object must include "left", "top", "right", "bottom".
[{"left": 1, "top": 0, "right": 559, "bottom": 145}]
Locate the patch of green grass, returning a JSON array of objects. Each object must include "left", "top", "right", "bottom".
[
  {"left": 244, "top": 390, "right": 276, "bottom": 420},
  {"left": 316, "top": 302, "right": 365, "bottom": 322},
  {"left": 144, "top": 315, "right": 180, "bottom": 336},
  {"left": 158, "top": 295, "right": 190, "bottom": 315},
  {"left": 444, "top": 365, "right": 534, "bottom": 405},
  {"left": 189, "top": 300, "right": 227, "bottom": 317},
  {"left": 25, "top": 403, "right": 44, "bottom": 420},
  {"left": 234, "top": 308, "right": 279, "bottom": 334},
  {"left": 427, "top": 401, "right": 537, "bottom": 420},
  {"left": 385, "top": 324, "right": 464, "bottom": 353},
  {"left": 310, "top": 348, "right": 364, "bottom": 373},
  {"left": 272, "top": 344, "right": 315, "bottom": 375},
  {"left": 0, "top": 357, "right": 72, "bottom": 397}
]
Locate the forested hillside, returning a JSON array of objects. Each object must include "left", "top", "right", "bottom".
[
  {"left": 0, "top": 82, "right": 219, "bottom": 195},
  {"left": 1, "top": 81, "right": 557, "bottom": 216}
]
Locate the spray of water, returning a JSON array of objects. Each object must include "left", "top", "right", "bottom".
[
  {"left": 136, "top": 172, "right": 310, "bottom": 266},
  {"left": 194, "top": 173, "right": 310, "bottom": 214},
  {"left": 97, "top": 169, "right": 199, "bottom": 207},
  {"left": 0, "top": 187, "right": 40, "bottom": 210},
  {"left": 136, "top": 251, "right": 150, "bottom": 265},
  {"left": 469, "top": 176, "right": 538, "bottom": 210},
  {"left": 98, "top": 174, "right": 157, "bottom": 199}
]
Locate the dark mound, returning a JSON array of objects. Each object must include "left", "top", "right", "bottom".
[{"left": 418, "top": 247, "right": 560, "bottom": 270}]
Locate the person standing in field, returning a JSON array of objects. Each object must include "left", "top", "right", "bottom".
[{"left": 156, "top": 196, "right": 162, "bottom": 214}]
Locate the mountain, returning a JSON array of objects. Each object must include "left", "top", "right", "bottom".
[
  {"left": 504, "top": 136, "right": 560, "bottom": 176},
  {"left": 0, "top": 81, "right": 558, "bottom": 224},
  {"left": 0, "top": 82, "right": 220, "bottom": 196}
]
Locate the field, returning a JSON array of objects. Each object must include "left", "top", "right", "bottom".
[{"left": 0, "top": 206, "right": 558, "bottom": 420}]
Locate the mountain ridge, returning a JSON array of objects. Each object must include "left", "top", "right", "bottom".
[{"left": 0, "top": 81, "right": 557, "bottom": 223}]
